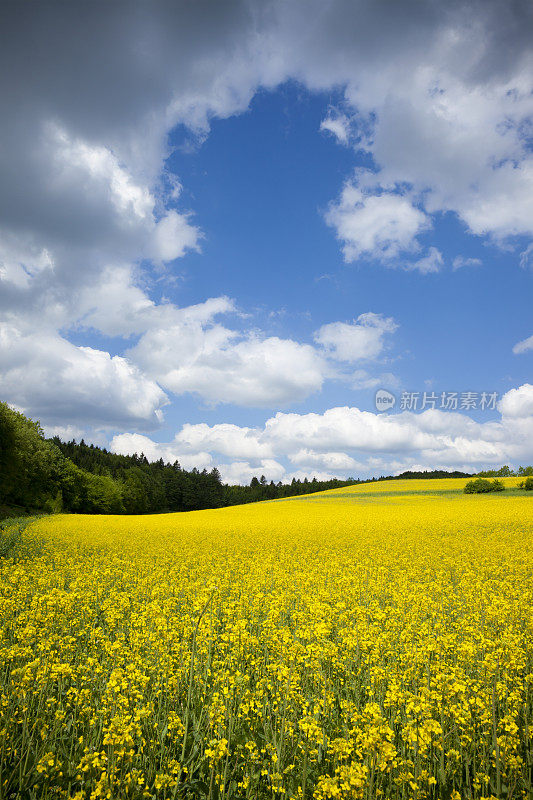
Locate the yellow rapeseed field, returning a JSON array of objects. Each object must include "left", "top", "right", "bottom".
[{"left": 1, "top": 478, "right": 532, "bottom": 799}]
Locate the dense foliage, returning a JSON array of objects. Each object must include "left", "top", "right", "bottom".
[
  {"left": 477, "top": 465, "right": 533, "bottom": 477},
  {"left": 0, "top": 403, "right": 125, "bottom": 515},
  {"left": 3, "top": 402, "right": 528, "bottom": 516},
  {"left": 464, "top": 477, "right": 505, "bottom": 493},
  {"left": 0, "top": 402, "right": 357, "bottom": 515},
  {"left": 51, "top": 436, "right": 364, "bottom": 509},
  {"left": 1, "top": 479, "right": 532, "bottom": 799},
  {"left": 378, "top": 469, "right": 471, "bottom": 480}
]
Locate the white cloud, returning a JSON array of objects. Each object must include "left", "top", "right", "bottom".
[
  {"left": 513, "top": 334, "right": 533, "bottom": 355},
  {"left": 314, "top": 312, "right": 397, "bottom": 361},
  {"left": 407, "top": 247, "right": 443, "bottom": 274},
  {"left": 175, "top": 422, "right": 272, "bottom": 459},
  {"left": 262, "top": 390, "right": 533, "bottom": 468},
  {"left": 452, "top": 160, "right": 533, "bottom": 241},
  {"left": 75, "top": 265, "right": 157, "bottom": 337},
  {"left": 1, "top": 0, "right": 532, "bottom": 438},
  {"left": 217, "top": 459, "right": 286, "bottom": 485},
  {"left": 47, "top": 124, "right": 200, "bottom": 266},
  {"left": 48, "top": 122, "right": 154, "bottom": 221},
  {"left": 109, "top": 382, "right": 533, "bottom": 483},
  {"left": 297, "top": 4, "right": 533, "bottom": 259},
  {"left": 498, "top": 383, "right": 533, "bottom": 418},
  {"left": 111, "top": 432, "right": 213, "bottom": 471},
  {"left": 150, "top": 210, "right": 201, "bottom": 263},
  {"left": 1, "top": 0, "right": 532, "bottom": 304},
  {"left": 0, "top": 284, "right": 396, "bottom": 428},
  {"left": 111, "top": 430, "right": 284, "bottom": 484},
  {"left": 42, "top": 423, "right": 86, "bottom": 442},
  {"left": 355, "top": 70, "right": 533, "bottom": 247},
  {"left": 325, "top": 184, "right": 429, "bottom": 262},
  {"left": 289, "top": 449, "right": 360, "bottom": 471},
  {"left": 156, "top": 334, "right": 325, "bottom": 407},
  {"left": 264, "top": 406, "right": 433, "bottom": 455},
  {"left": 351, "top": 369, "right": 399, "bottom": 390},
  {"left": 124, "top": 305, "right": 398, "bottom": 409},
  {"left": 0, "top": 324, "right": 167, "bottom": 428},
  {"left": 0, "top": 233, "right": 54, "bottom": 288},
  {"left": 520, "top": 243, "right": 533, "bottom": 270},
  {"left": 453, "top": 256, "right": 483, "bottom": 270},
  {"left": 320, "top": 112, "right": 351, "bottom": 145},
  {"left": 128, "top": 301, "right": 328, "bottom": 407}
]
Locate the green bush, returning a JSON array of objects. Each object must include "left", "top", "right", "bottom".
[
  {"left": 464, "top": 478, "right": 505, "bottom": 494},
  {"left": 518, "top": 476, "right": 533, "bottom": 491}
]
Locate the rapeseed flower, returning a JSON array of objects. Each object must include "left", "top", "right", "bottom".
[{"left": 0, "top": 477, "right": 531, "bottom": 798}]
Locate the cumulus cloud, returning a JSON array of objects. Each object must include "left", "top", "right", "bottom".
[
  {"left": 325, "top": 184, "right": 429, "bottom": 262},
  {"left": 111, "top": 432, "right": 213, "bottom": 471},
  {"left": 498, "top": 383, "right": 533, "bottom": 418},
  {"left": 0, "top": 234, "right": 54, "bottom": 289},
  {"left": 127, "top": 300, "right": 329, "bottom": 407},
  {"left": 289, "top": 449, "right": 360, "bottom": 471},
  {"left": 0, "top": 2, "right": 249, "bottom": 397},
  {"left": 136, "top": 332, "right": 326, "bottom": 407},
  {"left": 121, "top": 305, "right": 399, "bottom": 409},
  {"left": 2, "top": 1, "right": 532, "bottom": 296},
  {"left": 150, "top": 210, "right": 201, "bottom": 263},
  {"left": 110, "top": 429, "right": 284, "bottom": 484},
  {"left": 308, "top": 2, "right": 533, "bottom": 261},
  {"left": 0, "top": 280, "right": 397, "bottom": 425},
  {"left": 0, "top": 324, "right": 167, "bottom": 429},
  {"left": 175, "top": 423, "right": 273, "bottom": 460},
  {"left": 217, "top": 459, "right": 286, "bottom": 485},
  {"left": 75, "top": 265, "right": 158, "bottom": 338},
  {"left": 48, "top": 122, "right": 154, "bottom": 221},
  {"left": 109, "top": 383, "right": 533, "bottom": 483},
  {"left": 1, "top": 0, "right": 531, "bottom": 434},
  {"left": 315, "top": 313, "right": 397, "bottom": 361}
]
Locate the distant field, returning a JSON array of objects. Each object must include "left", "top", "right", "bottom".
[
  {"left": 289, "top": 476, "right": 529, "bottom": 502},
  {"left": 1, "top": 478, "right": 532, "bottom": 799}
]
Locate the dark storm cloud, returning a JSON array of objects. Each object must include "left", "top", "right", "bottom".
[
  {"left": 0, "top": 0, "right": 531, "bottom": 428},
  {"left": 0, "top": 0, "right": 530, "bottom": 271}
]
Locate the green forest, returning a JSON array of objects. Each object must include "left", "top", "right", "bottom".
[
  {"left": 5, "top": 401, "right": 522, "bottom": 518},
  {"left": 0, "top": 402, "right": 360, "bottom": 516}
]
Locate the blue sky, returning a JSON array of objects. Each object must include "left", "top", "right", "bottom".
[
  {"left": 162, "top": 84, "right": 531, "bottom": 418},
  {"left": 1, "top": 1, "right": 532, "bottom": 482}
]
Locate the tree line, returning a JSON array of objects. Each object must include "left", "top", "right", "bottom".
[
  {"left": 476, "top": 465, "right": 533, "bottom": 477},
  {"left": 5, "top": 401, "right": 519, "bottom": 518},
  {"left": 0, "top": 402, "right": 358, "bottom": 515}
]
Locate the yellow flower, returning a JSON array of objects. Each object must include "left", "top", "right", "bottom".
[{"left": 1, "top": 476, "right": 531, "bottom": 798}]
